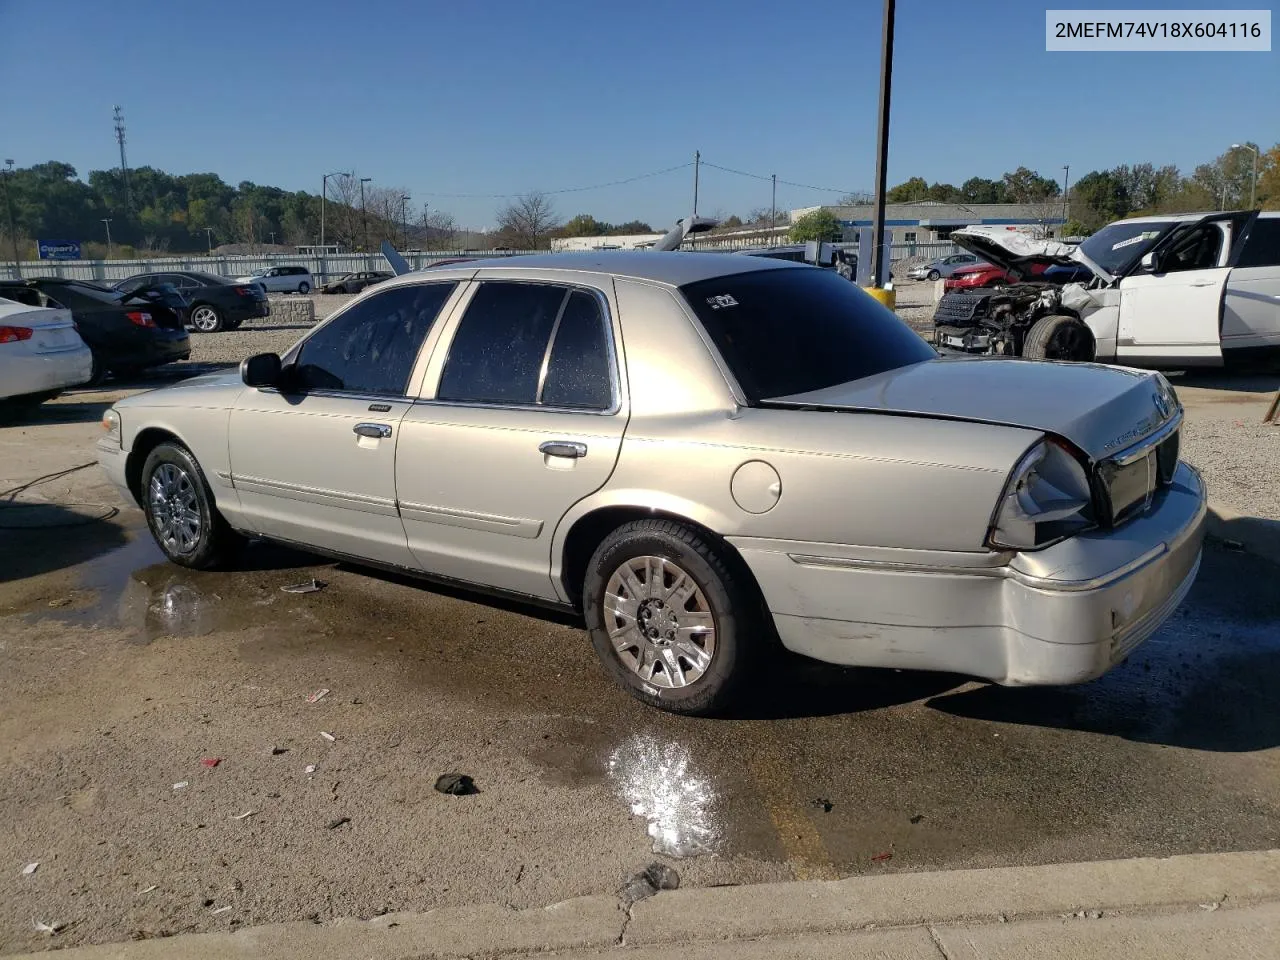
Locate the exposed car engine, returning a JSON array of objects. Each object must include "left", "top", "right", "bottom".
[{"left": 933, "top": 282, "right": 1099, "bottom": 361}]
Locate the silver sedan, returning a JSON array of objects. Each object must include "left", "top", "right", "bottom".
[
  {"left": 907, "top": 253, "right": 983, "bottom": 281},
  {"left": 98, "top": 252, "right": 1205, "bottom": 715}
]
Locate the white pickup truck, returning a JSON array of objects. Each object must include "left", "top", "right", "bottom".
[{"left": 934, "top": 211, "right": 1280, "bottom": 368}]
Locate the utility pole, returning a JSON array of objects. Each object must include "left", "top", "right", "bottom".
[
  {"left": 770, "top": 173, "right": 777, "bottom": 237},
  {"left": 269, "top": 231, "right": 276, "bottom": 246},
  {"left": 113, "top": 106, "right": 132, "bottom": 214},
  {"left": 692, "top": 150, "right": 700, "bottom": 217},
  {"left": 320, "top": 170, "right": 346, "bottom": 251},
  {"left": 204, "top": 227, "right": 214, "bottom": 256},
  {"left": 101, "top": 218, "right": 113, "bottom": 260},
  {"left": 1232, "top": 143, "right": 1260, "bottom": 208},
  {"left": 400, "top": 195, "right": 410, "bottom": 249},
  {"left": 869, "top": 0, "right": 896, "bottom": 288},
  {"left": 1061, "top": 164, "right": 1070, "bottom": 226},
  {"left": 2, "top": 159, "right": 20, "bottom": 278},
  {"left": 359, "top": 177, "right": 371, "bottom": 251}
]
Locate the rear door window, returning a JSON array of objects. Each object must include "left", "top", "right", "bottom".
[
  {"left": 540, "top": 290, "right": 614, "bottom": 410},
  {"left": 437, "top": 282, "right": 568, "bottom": 405},
  {"left": 1236, "top": 218, "right": 1280, "bottom": 268},
  {"left": 291, "top": 283, "right": 456, "bottom": 395}
]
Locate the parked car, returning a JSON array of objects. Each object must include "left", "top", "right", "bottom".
[
  {"left": 943, "top": 262, "right": 1046, "bottom": 290},
  {"left": 99, "top": 253, "right": 1204, "bottom": 715},
  {"left": 907, "top": 254, "right": 982, "bottom": 281},
  {"left": 1, "top": 278, "right": 189, "bottom": 383},
  {"left": 0, "top": 297, "right": 93, "bottom": 412},
  {"left": 233, "top": 265, "right": 314, "bottom": 295},
  {"left": 115, "top": 271, "right": 269, "bottom": 333},
  {"left": 320, "top": 270, "right": 393, "bottom": 294},
  {"left": 934, "top": 211, "right": 1280, "bottom": 365}
]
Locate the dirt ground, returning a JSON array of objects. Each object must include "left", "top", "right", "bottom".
[{"left": 2, "top": 363, "right": 1278, "bottom": 955}]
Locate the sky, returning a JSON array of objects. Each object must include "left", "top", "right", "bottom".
[{"left": 0, "top": 0, "right": 1275, "bottom": 230}]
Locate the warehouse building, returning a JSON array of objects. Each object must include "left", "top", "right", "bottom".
[{"left": 789, "top": 200, "right": 1068, "bottom": 245}]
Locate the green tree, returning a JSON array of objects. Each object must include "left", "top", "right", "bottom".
[
  {"left": 789, "top": 209, "right": 841, "bottom": 243},
  {"left": 886, "top": 176, "right": 930, "bottom": 203},
  {"left": 1068, "top": 170, "right": 1129, "bottom": 231},
  {"left": 1001, "top": 166, "right": 1060, "bottom": 203},
  {"left": 562, "top": 213, "right": 608, "bottom": 237},
  {"left": 960, "top": 177, "right": 1008, "bottom": 203}
]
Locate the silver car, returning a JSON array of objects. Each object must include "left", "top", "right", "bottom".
[
  {"left": 907, "top": 253, "right": 982, "bottom": 281},
  {"left": 97, "top": 253, "right": 1205, "bottom": 715}
]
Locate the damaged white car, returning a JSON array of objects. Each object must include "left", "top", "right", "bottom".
[{"left": 934, "top": 211, "right": 1280, "bottom": 367}]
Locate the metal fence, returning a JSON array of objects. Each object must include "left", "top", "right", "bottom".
[{"left": 0, "top": 241, "right": 960, "bottom": 283}]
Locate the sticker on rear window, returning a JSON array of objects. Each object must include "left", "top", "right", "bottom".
[{"left": 705, "top": 294, "right": 738, "bottom": 309}]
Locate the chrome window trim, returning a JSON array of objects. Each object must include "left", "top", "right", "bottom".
[
  {"left": 534, "top": 289, "right": 573, "bottom": 405},
  {"left": 430, "top": 280, "right": 622, "bottom": 416}
]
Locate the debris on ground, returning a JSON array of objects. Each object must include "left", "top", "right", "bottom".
[
  {"left": 22, "top": 862, "right": 39, "bottom": 875},
  {"left": 811, "top": 798, "right": 834, "bottom": 813},
  {"left": 304, "top": 765, "right": 317, "bottom": 775},
  {"left": 434, "top": 773, "right": 478, "bottom": 795},
  {"left": 200, "top": 757, "right": 222, "bottom": 768},
  {"left": 1073, "top": 909, "right": 1103, "bottom": 919},
  {"left": 172, "top": 781, "right": 189, "bottom": 791},
  {"left": 320, "top": 731, "right": 337, "bottom": 743},
  {"left": 306, "top": 688, "right": 331, "bottom": 703},
  {"left": 326, "top": 817, "right": 351, "bottom": 830},
  {"left": 871, "top": 851, "right": 894, "bottom": 862},
  {"left": 230, "top": 810, "right": 256, "bottom": 821},
  {"left": 270, "top": 746, "right": 288, "bottom": 756},
  {"left": 619, "top": 862, "right": 681, "bottom": 905},
  {"left": 910, "top": 814, "right": 925, "bottom": 824},
  {"left": 32, "top": 919, "right": 65, "bottom": 935},
  {"left": 211, "top": 906, "right": 232, "bottom": 915},
  {"left": 47, "top": 597, "right": 71, "bottom": 608},
  {"left": 138, "top": 885, "right": 157, "bottom": 895},
  {"left": 281, "top": 579, "right": 326, "bottom": 594}
]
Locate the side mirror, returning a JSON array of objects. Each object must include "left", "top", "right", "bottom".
[
  {"left": 1140, "top": 250, "right": 1161, "bottom": 273},
  {"left": 240, "top": 352, "right": 281, "bottom": 388}
]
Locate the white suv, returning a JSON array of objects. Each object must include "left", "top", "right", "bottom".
[
  {"left": 234, "top": 265, "right": 313, "bottom": 295},
  {"left": 939, "top": 211, "right": 1280, "bottom": 367}
]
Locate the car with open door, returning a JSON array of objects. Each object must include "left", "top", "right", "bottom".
[
  {"left": 98, "top": 252, "right": 1204, "bottom": 715},
  {"left": 933, "top": 212, "right": 1280, "bottom": 366}
]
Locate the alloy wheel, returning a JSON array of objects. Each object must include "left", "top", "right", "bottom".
[
  {"left": 148, "top": 463, "right": 202, "bottom": 556},
  {"left": 604, "top": 556, "right": 717, "bottom": 689},
  {"left": 191, "top": 306, "right": 220, "bottom": 332}
]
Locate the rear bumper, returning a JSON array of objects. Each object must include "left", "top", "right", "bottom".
[
  {"left": 100, "top": 328, "right": 190, "bottom": 368},
  {"left": 2, "top": 343, "right": 93, "bottom": 398},
  {"left": 733, "top": 463, "right": 1207, "bottom": 685}
]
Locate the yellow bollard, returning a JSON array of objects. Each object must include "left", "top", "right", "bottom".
[{"left": 863, "top": 286, "right": 897, "bottom": 311}]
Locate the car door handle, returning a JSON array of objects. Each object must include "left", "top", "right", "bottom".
[
  {"left": 539, "top": 440, "right": 587, "bottom": 459},
  {"left": 353, "top": 423, "right": 392, "bottom": 439}
]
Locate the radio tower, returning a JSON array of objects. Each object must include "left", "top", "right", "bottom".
[{"left": 113, "top": 105, "right": 132, "bottom": 213}]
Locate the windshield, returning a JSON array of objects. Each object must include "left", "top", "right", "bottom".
[
  {"left": 1077, "top": 220, "right": 1177, "bottom": 276},
  {"left": 681, "top": 267, "right": 936, "bottom": 403}
]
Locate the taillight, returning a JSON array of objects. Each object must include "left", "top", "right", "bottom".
[
  {"left": 0, "top": 325, "right": 34, "bottom": 343},
  {"left": 233, "top": 285, "right": 257, "bottom": 297},
  {"left": 126, "top": 311, "right": 156, "bottom": 328}
]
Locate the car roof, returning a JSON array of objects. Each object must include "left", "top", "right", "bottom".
[
  {"left": 381, "top": 251, "right": 801, "bottom": 290},
  {"left": 1113, "top": 210, "right": 1277, "bottom": 225}
]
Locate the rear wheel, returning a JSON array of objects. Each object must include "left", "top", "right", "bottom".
[
  {"left": 298, "top": 281, "right": 310, "bottom": 294},
  {"left": 583, "top": 519, "right": 762, "bottom": 715},
  {"left": 190, "top": 304, "right": 224, "bottom": 333},
  {"left": 141, "top": 442, "right": 244, "bottom": 569},
  {"left": 1023, "top": 314, "right": 1094, "bottom": 362}
]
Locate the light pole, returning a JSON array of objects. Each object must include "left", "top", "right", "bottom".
[
  {"left": 1061, "top": 164, "right": 1070, "bottom": 227},
  {"left": 1231, "top": 143, "right": 1260, "bottom": 209},
  {"left": 400, "top": 195, "right": 410, "bottom": 249},
  {"left": 2, "top": 159, "right": 20, "bottom": 278},
  {"left": 204, "top": 227, "right": 214, "bottom": 256},
  {"left": 101, "top": 218, "right": 113, "bottom": 260},
  {"left": 359, "top": 177, "right": 371, "bottom": 251},
  {"left": 869, "top": 0, "right": 896, "bottom": 288},
  {"left": 320, "top": 170, "right": 347, "bottom": 251},
  {"left": 269, "top": 231, "right": 276, "bottom": 246}
]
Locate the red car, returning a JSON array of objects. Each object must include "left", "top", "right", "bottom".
[{"left": 944, "top": 262, "right": 1049, "bottom": 290}]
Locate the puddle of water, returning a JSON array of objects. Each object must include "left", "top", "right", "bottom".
[{"left": 605, "top": 731, "right": 722, "bottom": 858}]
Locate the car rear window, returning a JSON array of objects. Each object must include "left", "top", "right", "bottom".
[{"left": 680, "top": 267, "right": 935, "bottom": 402}]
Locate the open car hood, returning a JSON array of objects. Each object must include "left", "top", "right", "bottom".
[{"left": 949, "top": 226, "right": 1093, "bottom": 280}]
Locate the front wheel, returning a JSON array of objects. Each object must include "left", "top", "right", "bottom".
[
  {"left": 190, "top": 304, "right": 224, "bottom": 333},
  {"left": 1023, "top": 314, "right": 1094, "bottom": 362},
  {"left": 927, "top": 269, "right": 941, "bottom": 281},
  {"left": 583, "top": 519, "right": 762, "bottom": 715},
  {"left": 298, "top": 281, "right": 310, "bottom": 294},
  {"left": 141, "top": 442, "right": 244, "bottom": 569}
]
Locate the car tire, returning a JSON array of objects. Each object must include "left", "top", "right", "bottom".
[
  {"left": 86, "top": 350, "right": 108, "bottom": 387},
  {"left": 141, "top": 442, "right": 245, "bottom": 570},
  {"left": 583, "top": 518, "right": 763, "bottom": 716},
  {"left": 190, "top": 304, "right": 224, "bottom": 333},
  {"left": 927, "top": 269, "right": 941, "bottom": 281},
  {"left": 1023, "top": 314, "right": 1094, "bottom": 362},
  {"left": 298, "top": 282, "right": 310, "bottom": 294}
]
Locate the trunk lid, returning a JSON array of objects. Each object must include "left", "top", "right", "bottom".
[
  {"left": 0, "top": 301, "right": 83, "bottom": 353},
  {"left": 766, "top": 357, "right": 1177, "bottom": 461}
]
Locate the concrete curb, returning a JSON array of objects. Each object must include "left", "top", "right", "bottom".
[{"left": 14, "top": 850, "right": 1280, "bottom": 959}]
